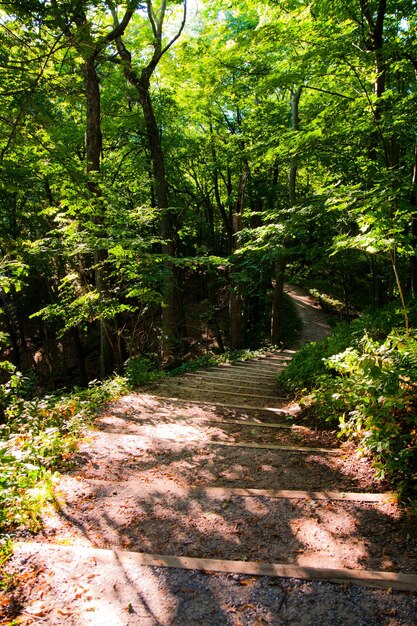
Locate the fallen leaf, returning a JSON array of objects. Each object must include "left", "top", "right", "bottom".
[
  {"left": 57, "top": 608, "right": 74, "bottom": 616},
  {"left": 239, "top": 578, "right": 254, "bottom": 586},
  {"left": 25, "top": 600, "right": 49, "bottom": 616}
]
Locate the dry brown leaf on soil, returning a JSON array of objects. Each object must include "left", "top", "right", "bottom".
[
  {"left": 57, "top": 608, "right": 75, "bottom": 616},
  {"left": 24, "top": 600, "right": 50, "bottom": 616},
  {"left": 239, "top": 578, "right": 254, "bottom": 586}
]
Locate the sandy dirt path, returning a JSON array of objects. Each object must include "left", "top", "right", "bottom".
[{"left": 2, "top": 287, "right": 417, "bottom": 626}]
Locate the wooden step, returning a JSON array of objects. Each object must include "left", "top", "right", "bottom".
[
  {"left": 210, "top": 440, "right": 337, "bottom": 454},
  {"left": 245, "top": 357, "right": 293, "bottom": 365},
  {"left": 90, "top": 427, "right": 336, "bottom": 454},
  {"left": 86, "top": 479, "right": 394, "bottom": 503},
  {"left": 259, "top": 355, "right": 293, "bottom": 361},
  {"left": 205, "top": 366, "right": 279, "bottom": 380},
  {"left": 190, "top": 486, "right": 394, "bottom": 503},
  {"left": 231, "top": 362, "right": 287, "bottom": 372},
  {"left": 184, "top": 372, "right": 278, "bottom": 388},
  {"left": 142, "top": 394, "right": 294, "bottom": 415},
  {"left": 153, "top": 384, "right": 284, "bottom": 402},
  {"left": 106, "top": 414, "right": 296, "bottom": 430},
  {"left": 15, "top": 543, "right": 417, "bottom": 592}
]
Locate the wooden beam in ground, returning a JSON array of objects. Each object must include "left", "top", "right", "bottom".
[
  {"left": 89, "top": 427, "right": 334, "bottom": 454},
  {"left": 154, "top": 385, "right": 284, "bottom": 402},
  {"left": 15, "top": 543, "right": 417, "bottom": 592},
  {"left": 183, "top": 374, "right": 278, "bottom": 389},
  {"left": 86, "top": 479, "right": 394, "bottom": 504},
  {"left": 258, "top": 356, "right": 293, "bottom": 362},
  {"left": 231, "top": 365, "right": 286, "bottom": 375},
  {"left": 194, "top": 370, "right": 279, "bottom": 382},
  {"left": 142, "top": 394, "right": 295, "bottom": 415},
  {"left": 121, "top": 414, "right": 295, "bottom": 429},
  {"left": 181, "top": 417, "right": 296, "bottom": 429},
  {"left": 209, "top": 440, "right": 338, "bottom": 454},
  {"left": 209, "top": 367, "right": 279, "bottom": 381},
  {"left": 190, "top": 486, "right": 395, "bottom": 503}
]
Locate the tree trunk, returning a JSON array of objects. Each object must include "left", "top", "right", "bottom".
[
  {"left": 83, "top": 56, "right": 117, "bottom": 376},
  {"left": 209, "top": 120, "right": 233, "bottom": 249},
  {"left": 410, "top": 140, "right": 417, "bottom": 297},
  {"left": 0, "top": 291, "right": 20, "bottom": 367},
  {"left": 271, "top": 86, "right": 302, "bottom": 344},
  {"left": 141, "top": 88, "right": 183, "bottom": 361},
  {"left": 271, "top": 256, "right": 286, "bottom": 345},
  {"left": 229, "top": 169, "right": 248, "bottom": 350}
]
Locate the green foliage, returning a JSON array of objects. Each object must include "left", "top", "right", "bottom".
[
  {"left": 279, "top": 340, "right": 329, "bottom": 392},
  {"left": 124, "top": 356, "right": 165, "bottom": 387},
  {"left": 0, "top": 342, "right": 281, "bottom": 548},
  {"left": 168, "top": 354, "right": 219, "bottom": 376},
  {"left": 280, "top": 306, "right": 417, "bottom": 496},
  {"left": 0, "top": 375, "right": 127, "bottom": 538}
]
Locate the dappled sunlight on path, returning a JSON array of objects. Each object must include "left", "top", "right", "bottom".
[{"left": 7, "top": 288, "right": 417, "bottom": 625}]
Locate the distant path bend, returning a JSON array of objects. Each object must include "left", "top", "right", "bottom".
[{"left": 284, "top": 283, "right": 331, "bottom": 345}]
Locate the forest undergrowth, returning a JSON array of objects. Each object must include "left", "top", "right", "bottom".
[
  {"left": 0, "top": 343, "right": 281, "bottom": 577},
  {"left": 280, "top": 303, "right": 417, "bottom": 509},
  {"left": 1, "top": 288, "right": 417, "bottom": 590}
]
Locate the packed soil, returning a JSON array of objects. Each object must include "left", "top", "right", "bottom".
[
  {"left": 34, "top": 475, "right": 415, "bottom": 573},
  {"left": 67, "top": 428, "right": 380, "bottom": 492},
  {"left": 3, "top": 286, "right": 417, "bottom": 626}
]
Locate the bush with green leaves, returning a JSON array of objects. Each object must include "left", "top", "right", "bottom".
[
  {"left": 0, "top": 375, "right": 128, "bottom": 537},
  {"left": 280, "top": 306, "right": 417, "bottom": 498},
  {"left": 124, "top": 356, "right": 165, "bottom": 387},
  {"left": 323, "top": 332, "right": 417, "bottom": 491}
]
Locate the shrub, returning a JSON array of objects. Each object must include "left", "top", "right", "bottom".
[{"left": 280, "top": 305, "right": 417, "bottom": 497}]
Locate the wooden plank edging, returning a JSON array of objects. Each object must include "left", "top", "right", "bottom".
[
  {"left": 185, "top": 372, "right": 278, "bottom": 386},
  {"left": 14, "top": 542, "right": 417, "bottom": 592},
  {"left": 143, "top": 394, "right": 294, "bottom": 415},
  {"left": 117, "top": 414, "right": 295, "bottom": 429},
  {"left": 210, "top": 440, "right": 338, "bottom": 454},
  {"left": 209, "top": 367, "right": 279, "bottom": 380},
  {"left": 92, "top": 429, "right": 336, "bottom": 454},
  {"left": 191, "top": 486, "right": 395, "bottom": 503},
  {"left": 85, "top": 479, "right": 394, "bottom": 504},
  {"left": 155, "top": 385, "right": 284, "bottom": 402}
]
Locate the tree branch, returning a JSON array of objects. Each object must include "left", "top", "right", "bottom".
[
  {"left": 147, "top": 0, "right": 159, "bottom": 39},
  {"left": 102, "top": 1, "right": 140, "bottom": 45},
  {"left": 160, "top": 0, "right": 187, "bottom": 59},
  {"left": 303, "top": 84, "right": 355, "bottom": 101}
]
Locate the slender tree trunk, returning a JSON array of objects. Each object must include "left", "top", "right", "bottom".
[
  {"left": 71, "top": 328, "right": 88, "bottom": 387},
  {"left": 410, "top": 140, "right": 417, "bottom": 296},
  {"left": 84, "top": 56, "right": 117, "bottom": 376},
  {"left": 0, "top": 291, "right": 20, "bottom": 367},
  {"left": 229, "top": 169, "right": 248, "bottom": 350},
  {"left": 209, "top": 120, "right": 233, "bottom": 250},
  {"left": 270, "top": 256, "right": 287, "bottom": 345},
  {"left": 271, "top": 87, "right": 302, "bottom": 344},
  {"left": 141, "top": 87, "right": 183, "bottom": 360}
]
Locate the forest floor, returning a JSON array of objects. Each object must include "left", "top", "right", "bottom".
[{"left": 2, "top": 286, "right": 417, "bottom": 625}]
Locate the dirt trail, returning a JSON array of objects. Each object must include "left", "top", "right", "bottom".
[
  {"left": 284, "top": 283, "right": 331, "bottom": 345},
  {"left": 3, "top": 288, "right": 417, "bottom": 626}
]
